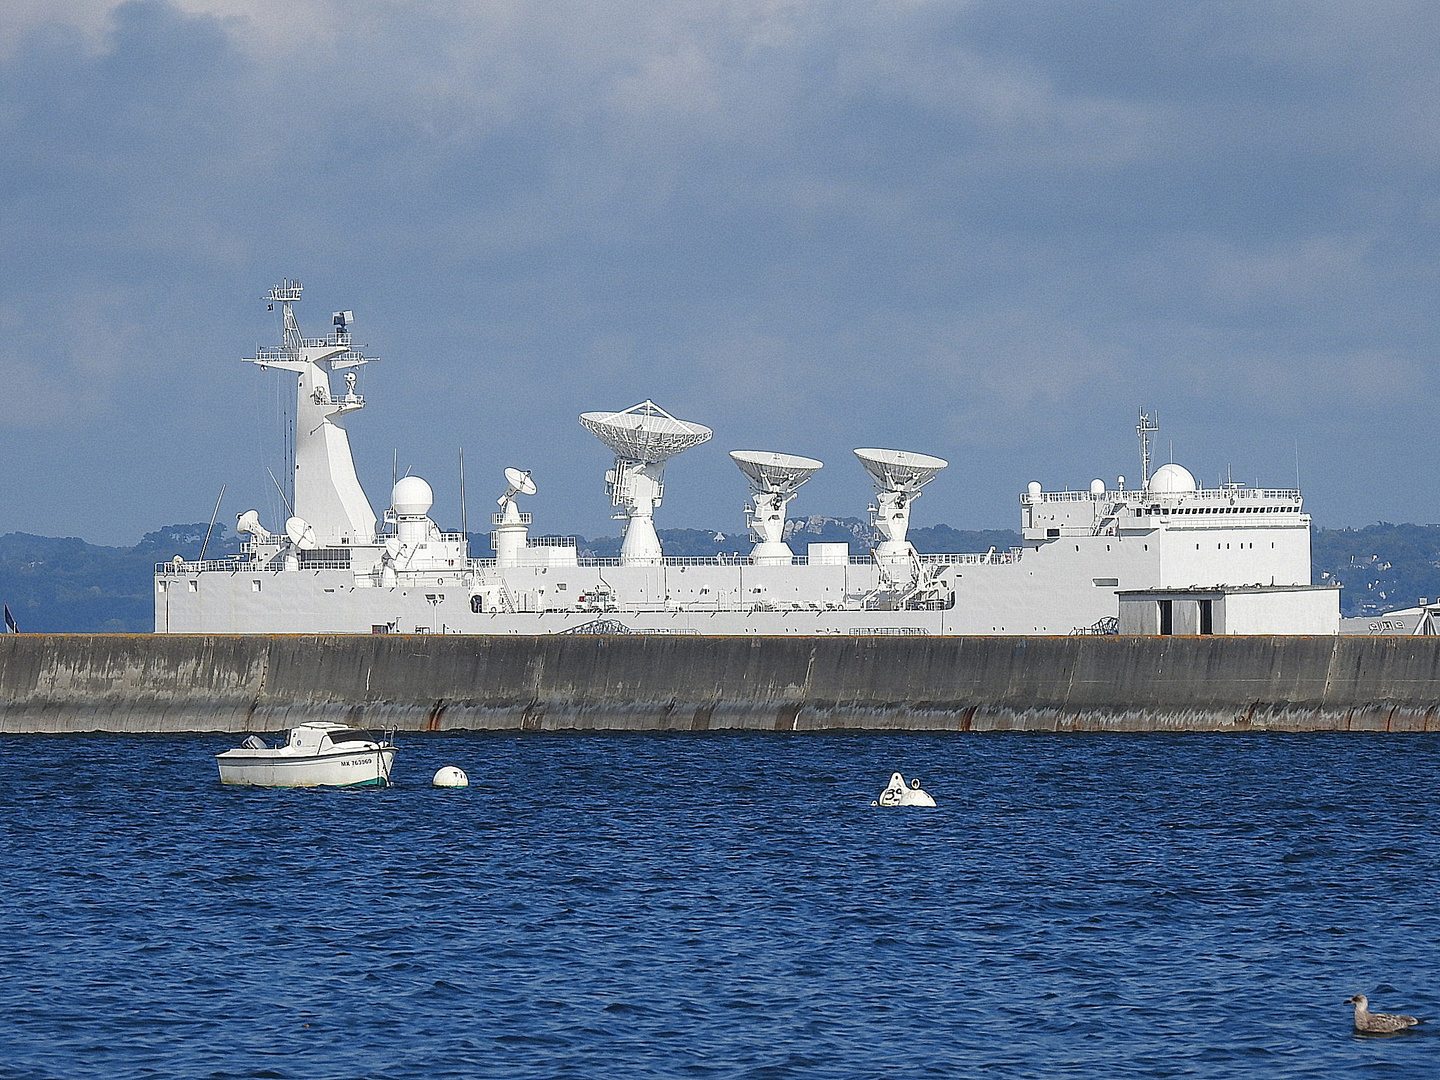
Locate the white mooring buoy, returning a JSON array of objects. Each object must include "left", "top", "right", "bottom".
[
  {"left": 432, "top": 766, "right": 469, "bottom": 788},
  {"left": 872, "top": 771, "right": 936, "bottom": 807}
]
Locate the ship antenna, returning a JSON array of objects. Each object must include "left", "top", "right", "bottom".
[
  {"left": 1136, "top": 408, "right": 1159, "bottom": 486},
  {"left": 199, "top": 484, "right": 226, "bottom": 561},
  {"left": 459, "top": 446, "right": 469, "bottom": 557},
  {"left": 267, "top": 467, "right": 294, "bottom": 517}
]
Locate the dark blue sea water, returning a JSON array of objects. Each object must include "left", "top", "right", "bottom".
[{"left": 3, "top": 732, "right": 1437, "bottom": 1079}]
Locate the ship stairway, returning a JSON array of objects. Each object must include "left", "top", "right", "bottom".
[{"left": 472, "top": 569, "right": 518, "bottom": 613}]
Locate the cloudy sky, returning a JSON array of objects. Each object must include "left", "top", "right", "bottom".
[{"left": 2, "top": 0, "right": 1438, "bottom": 544}]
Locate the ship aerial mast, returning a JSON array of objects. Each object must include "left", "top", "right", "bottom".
[
  {"left": 1136, "top": 409, "right": 1159, "bottom": 488},
  {"left": 243, "top": 280, "right": 380, "bottom": 547}
]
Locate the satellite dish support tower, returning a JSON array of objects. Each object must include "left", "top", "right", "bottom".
[
  {"left": 854, "top": 448, "right": 949, "bottom": 567},
  {"left": 493, "top": 468, "right": 537, "bottom": 568},
  {"left": 729, "top": 451, "right": 824, "bottom": 565},
  {"left": 579, "top": 400, "right": 712, "bottom": 566}
]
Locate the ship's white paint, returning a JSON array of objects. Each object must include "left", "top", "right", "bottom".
[{"left": 156, "top": 286, "right": 1328, "bottom": 636}]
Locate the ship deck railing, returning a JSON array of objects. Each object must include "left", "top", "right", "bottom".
[
  {"left": 158, "top": 549, "right": 1023, "bottom": 576},
  {"left": 155, "top": 557, "right": 252, "bottom": 574},
  {"left": 1025, "top": 488, "right": 1302, "bottom": 505}
]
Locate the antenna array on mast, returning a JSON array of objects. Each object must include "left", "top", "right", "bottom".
[{"left": 1136, "top": 409, "right": 1159, "bottom": 486}]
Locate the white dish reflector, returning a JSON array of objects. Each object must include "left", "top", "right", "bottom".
[
  {"left": 853, "top": 448, "right": 949, "bottom": 492},
  {"left": 729, "top": 451, "right": 823, "bottom": 494},
  {"left": 579, "top": 400, "right": 712, "bottom": 463}
]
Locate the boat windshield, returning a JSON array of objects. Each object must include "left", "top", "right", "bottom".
[{"left": 326, "top": 729, "right": 379, "bottom": 744}]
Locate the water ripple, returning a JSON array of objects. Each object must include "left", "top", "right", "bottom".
[{"left": 0, "top": 730, "right": 1436, "bottom": 1079}]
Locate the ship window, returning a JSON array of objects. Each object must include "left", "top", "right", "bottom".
[
  {"left": 556, "top": 583, "right": 567, "bottom": 591},
  {"left": 252, "top": 580, "right": 262, "bottom": 592},
  {"left": 188, "top": 580, "right": 198, "bottom": 592},
  {"left": 157, "top": 581, "right": 166, "bottom": 593}
]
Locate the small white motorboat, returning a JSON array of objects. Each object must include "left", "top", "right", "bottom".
[{"left": 216, "top": 722, "right": 398, "bottom": 788}]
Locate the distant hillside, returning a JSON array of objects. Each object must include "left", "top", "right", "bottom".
[
  {"left": 1311, "top": 523, "right": 1440, "bottom": 617},
  {"left": 4, "top": 518, "right": 1436, "bottom": 630},
  {"left": 0, "top": 525, "right": 241, "bottom": 633}
]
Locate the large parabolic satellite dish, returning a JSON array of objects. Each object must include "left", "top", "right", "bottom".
[
  {"left": 579, "top": 400, "right": 712, "bottom": 463},
  {"left": 853, "top": 448, "right": 949, "bottom": 492},
  {"left": 729, "top": 451, "right": 823, "bottom": 493}
]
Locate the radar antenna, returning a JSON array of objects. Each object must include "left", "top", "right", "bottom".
[
  {"left": 579, "top": 400, "right": 712, "bottom": 565},
  {"left": 493, "top": 468, "right": 538, "bottom": 568},
  {"left": 729, "top": 451, "right": 823, "bottom": 565},
  {"left": 1136, "top": 409, "right": 1159, "bottom": 487},
  {"left": 854, "top": 448, "right": 948, "bottom": 566}
]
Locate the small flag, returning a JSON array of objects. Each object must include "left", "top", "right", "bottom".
[{"left": 3, "top": 604, "right": 16, "bottom": 633}]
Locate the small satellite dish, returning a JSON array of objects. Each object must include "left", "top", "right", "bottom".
[
  {"left": 503, "top": 467, "right": 537, "bottom": 498},
  {"left": 284, "top": 516, "right": 319, "bottom": 550}
]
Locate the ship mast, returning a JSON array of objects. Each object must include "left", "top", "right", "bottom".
[
  {"left": 1136, "top": 409, "right": 1159, "bottom": 487},
  {"left": 245, "top": 281, "right": 380, "bottom": 546}
]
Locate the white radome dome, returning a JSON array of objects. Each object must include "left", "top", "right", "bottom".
[
  {"left": 392, "top": 476, "right": 434, "bottom": 517},
  {"left": 1147, "top": 463, "right": 1197, "bottom": 494}
]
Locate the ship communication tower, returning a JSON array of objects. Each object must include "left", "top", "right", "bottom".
[
  {"left": 729, "top": 451, "right": 823, "bottom": 565},
  {"left": 493, "top": 467, "right": 537, "bottom": 568},
  {"left": 579, "top": 400, "right": 712, "bottom": 565},
  {"left": 854, "top": 448, "right": 949, "bottom": 564},
  {"left": 242, "top": 280, "right": 380, "bottom": 547}
]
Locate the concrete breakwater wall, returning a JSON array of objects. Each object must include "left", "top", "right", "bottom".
[{"left": 4, "top": 633, "right": 1440, "bottom": 734}]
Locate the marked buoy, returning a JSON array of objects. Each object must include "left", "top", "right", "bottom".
[
  {"left": 872, "top": 771, "right": 936, "bottom": 807},
  {"left": 432, "top": 765, "right": 469, "bottom": 788}
]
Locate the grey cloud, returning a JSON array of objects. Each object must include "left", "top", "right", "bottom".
[{"left": 0, "top": 0, "right": 1438, "bottom": 542}]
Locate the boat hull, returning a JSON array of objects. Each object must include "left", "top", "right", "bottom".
[{"left": 216, "top": 747, "right": 397, "bottom": 788}]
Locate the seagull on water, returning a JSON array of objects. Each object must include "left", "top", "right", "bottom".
[{"left": 1347, "top": 994, "right": 1423, "bottom": 1034}]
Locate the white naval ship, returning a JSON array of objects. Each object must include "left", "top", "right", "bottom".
[{"left": 154, "top": 283, "right": 1339, "bottom": 636}]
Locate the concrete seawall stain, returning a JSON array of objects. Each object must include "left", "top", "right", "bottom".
[{"left": 3, "top": 634, "right": 1440, "bottom": 733}]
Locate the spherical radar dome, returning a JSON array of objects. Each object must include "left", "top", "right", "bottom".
[
  {"left": 1146, "top": 463, "right": 1197, "bottom": 494},
  {"left": 392, "top": 476, "right": 435, "bottom": 517}
]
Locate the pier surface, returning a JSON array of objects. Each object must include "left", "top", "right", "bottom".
[{"left": 3, "top": 634, "right": 1440, "bottom": 733}]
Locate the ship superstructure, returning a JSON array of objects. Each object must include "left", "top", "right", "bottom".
[{"left": 155, "top": 286, "right": 1338, "bottom": 635}]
